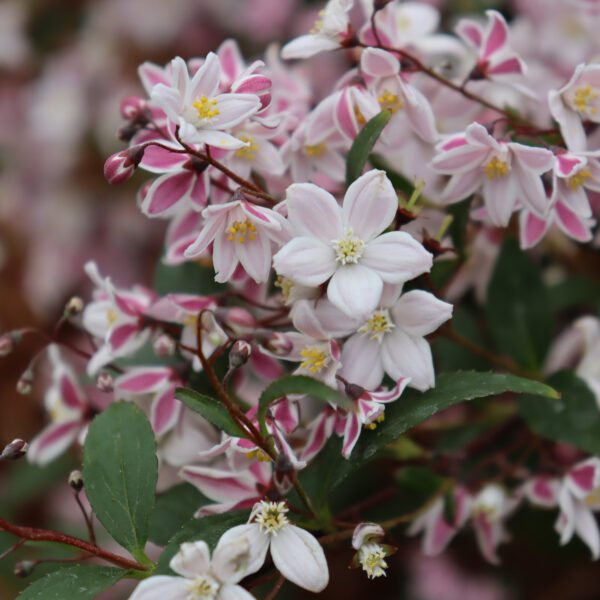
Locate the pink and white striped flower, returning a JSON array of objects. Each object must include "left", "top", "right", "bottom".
[
  {"left": 341, "top": 285, "right": 452, "bottom": 391},
  {"left": 456, "top": 10, "right": 527, "bottom": 85},
  {"left": 130, "top": 537, "right": 256, "bottom": 600},
  {"left": 151, "top": 54, "right": 262, "bottom": 149},
  {"left": 82, "top": 262, "right": 154, "bottom": 375},
  {"left": 549, "top": 64, "right": 600, "bottom": 151},
  {"left": 185, "top": 199, "right": 290, "bottom": 284},
  {"left": 273, "top": 170, "right": 433, "bottom": 318},
  {"left": 281, "top": 0, "right": 354, "bottom": 60},
  {"left": 431, "top": 123, "right": 555, "bottom": 226}
]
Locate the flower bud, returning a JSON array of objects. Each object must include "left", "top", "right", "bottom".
[
  {"left": 120, "top": 96, "right": 147, "bottom": 120},
  {"left": 96, "top": 372, "right": 114, "bottom": 392},
  {"left": 229, "top": 340, "right": 252, "bottom": 370},
  {"left": 64, "top": 296, "right": 84, "bottom": 317},
  {"left": 263, "top": 332, "right": 293, "bottom": 356},
  {"left": 14, "top": 561, "right": 36, "bottom": 578},
  {"left": 222, "top": 307, "right": 256, "bottom": 334},
  {"left": 0, "top": 334, "right": 14, "bottom": 357},
  {"left": 1, "top": 438, "right": 28, "bottom": 460},
  {"left": 16, "top": 370, "right": 33, "bottom": 395},
  {"left": 153, "top": 334, "right": 176, "bottom": 357},
  {"left": 68, "top": 469, "right": 84, "bottom": 491},
  {"left": 103, "top": 145, "right": 145, "bottom": 185}
]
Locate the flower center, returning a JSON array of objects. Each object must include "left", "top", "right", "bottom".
[
  {"left": 227, "top": 219, "right": 258, "bottom": 244},
  {"left": 378, "top": 90, "right": 404, "bottom": 113},
  {"left": 106, "top": 308, "right": 119, "bottom": 327},
  {"left": 193, "top": 95, "right": 220, "bottom": 121},
  {"left": 253, "top": 501, "right": 289, "bottom": 534},
  {"left": 354, "top": 105, "right": 366, "bottom": 126},
  {"left": 484, "top": 156, "right": 510, "bottom": 180},
  {"left": 275, "top": 275, "right": 294, "bottom": 303},
  {"left": 310, "top": 9, "right": 325, "bottom": 34},
  {"left": 245, "top": 448, "right": 272, "bottom": 462},
  {"left": 332, "top": 229, "right": 365, "bottom": 265},
  {"left": 186, "top": 575, "right": 219, "bottom": 600},
  {"left": 358, "top": 310, "right": 395, "bottom": 341},
  {"left": 585, "top": 486, "right": 600, "bottom": 507},
  {"left": 304, "top": 143, "right": 328, "bottom": 157},
  {"left": 568, "top": 168, "right": 592, "bottom": 190},
  {"left": 234, "top": 134, "right": 259, "bottom": 160},
  {"left": 300, "top": 345, "right": 329, "bottom": 374},
  {"left": 364, "top": 413, "right": 385, "bottom": 430},
  {"left": 359, "top": 543, "right": 388, "bottom": 579},
  {"left": 571, "top": 84, "right": 599, "bottom": 116}
]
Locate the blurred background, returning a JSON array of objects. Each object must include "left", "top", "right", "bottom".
[{"left": 1, "top": 0, "right": 599, "bottom": 598}]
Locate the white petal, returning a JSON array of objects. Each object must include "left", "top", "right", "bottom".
[
  {"left": 327, "top": 265, "right": 383, "bottom": 318},
  {"left": 169, "top": 541, "right": 210, "bottom": 578},
  {"left": 129, "top": 576, "right": 190, "bottom": 600},
  {"left": 270, "top": 525, "right": 329, "bottom": 593},
  {"left": 273, "top": 237, "right": 337, "bottom": 287},
  {"left": 340, "top": 333, "right": 385, "bottom": 390},
  {"left": 216, "top": 524, "right": 269, "bottom": 576},
  {"left": 390, "top": 290, "right": 453, "bottom": 337}
]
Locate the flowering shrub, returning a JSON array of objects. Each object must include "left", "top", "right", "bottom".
[{"left": 2, "top": 0, "right": 600, "bottom": 598}]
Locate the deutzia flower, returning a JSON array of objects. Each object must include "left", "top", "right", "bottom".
[
  {"left": 281, "top": 0, "right": 354, "bottom": 60},
  {"left": 273, "top": 170, "right": 433, "bottom": 318},
  {"left": 431, "top": 123, "right": 555, "bottom": 226},
  {"left": 549, "top": 63, "right": 600, "bottom": 151},
  {"left": 218, "top": 501, "right": 329, "bottom": 593},
  {"left": 151, "top": 54, "right": 262, "bottom": 149},
  {"left": 351, "top": 523, "right": 396, "bottom": 579},
  {"left": 129, "top": 537, "right": 255, "bottom": 600}
]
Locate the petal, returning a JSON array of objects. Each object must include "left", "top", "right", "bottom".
[
  {"left": 151, "top": 385, "right": 181, "bottom": 436},
  {"left": 115, "top": 367, "right": 172, "bottom": 394},
  {"left": 381, "top": 329, "right": 435, "bottom": 391},
  {"left": 179, "top": 466, "right": 258, "bottom": 503},
  {"left": 342, "top": 413, "right": 362, "bottom": 458},
  {"left": 340, "top": 333, "right": 385, "bottom": 390},
  {"left": 519, "top": 210, "right": 549, "bottom": 249},
  {"left": 169, "top": 541, "right": 210, "bottom": 578},
  {"left": 130, "top": 576, "right": 190, "bottom": 600},
  {"left": 482, "top": 10, "right": 509, "bottom": 59},
  {"left": 273, "top": 237, "right": 337, "bottom": 287},
  {"left": 281, "top": 34, "right": 340, "bottom": 60},
  {"left": 216, "top": 524, "right": 269, "bottom": 576},
  {"left": 213, "top": 229, "right": 240, "bottom": 283},
  {"left": 343, "top": 170, "right": 397, "bottom": 240},
  {"left": 327, "top": 265, "right": 383, "bottom": 318},
  {"left": 184, "top": 214, "right": 227, "bottom": 258},
  {"left": 360, "top": 48, "right": 399, "bottom": 78},
  {"left": 403, "top": 84, "right": 438, "bottom": 143},
  {"left": 270, "top": 525, "right": 329, "bottom": 593},
  {"left": 211, "top": 94, "right": 261, "bottom": 130},
  {"left": 27, "top": 421, "right": 82, "bottom": 466},
  {"left": 189, "top": 52, "right": 220, "bottom": 99},
  {"left": 555, "top": 201, "right": 594, "bottom": 242},
  {"left": 362, "top": 232, "right": 432, "bottom": 283},
  {"left": 482, "top": 175, "right": 517, "bottom": 227},
  {"left": 390, "top": 290, "right": 453, "bottom": 337},
  {"left": 141, "top": 172, "right": 195, "bottom": 218},
  {"left": 510, "top": 143, "right": 554, "bottom": 174},
  {"left": 212, "top": 535, "right": 251, "bottom": 585},
  {"left": 235, "top": 232, "right": 272, "bottom": 284},
  {"left": 513, "top": 164, "right": 551, "bottom": 217},
  {"left": 286, "top": 183, "right": 343, "bottom": 242}
]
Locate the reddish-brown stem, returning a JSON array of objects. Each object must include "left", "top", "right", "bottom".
[
  {"left": 264, "top": 575, "right": 286, "bottom": 600},
  {"left": 75, "top": 491, "right": 97, "bottom": 545},
  {"left": 0, "top": 517, "right": 148, "bottom": 571}
]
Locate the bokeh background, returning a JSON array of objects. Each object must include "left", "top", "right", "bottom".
[{"left": 1, "top": 0, "right": 600, "bottom": 598}]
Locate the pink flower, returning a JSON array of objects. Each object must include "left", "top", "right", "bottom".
[
  {"left": 151, "top": 54, "right": 262, "bottom": 149},
  {"left": 431, "top": 123, "right": 555, "bottom": 226},
  {"left": 456, "top": 10, "right": 527, "bottom": 85},
  {"left": 341, "top": 285, "right": 452, "bottom": 391},
  {"left": 273, "top": 170, "right": 433, "bottom": 317},
  {"left": 281, "top": 0, "right": 353, "bottom": 60},
  {"left": 549, "top": 64, "right": 600, "bottom": 151},
  {"left": 184, "top": 199, "right": 289, "bottom": 284}
]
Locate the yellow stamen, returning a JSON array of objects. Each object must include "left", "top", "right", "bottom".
[
  {"left": 106, "top": 308, "right": 118, "bottom": 327},
  {"left": 304, "top": 143, "right": 328, "bottom": 157},
  {"left": 358, "top": 310, "right": 395, "bottom": 341},
  {"left": 378, "top": 90, "right": 404, "bottom": 113},
  {"left": 354, "top": 105, "right": 366, "bottom": 126},
  {"left": 275, "top": 275, "right": 294, "bottom": 303},
  {"left": 300, "top": 345, "right": 328, "bottom": 374},
  {"left": 573, "top": 85, "right": 599, "bottom": 115},
  {"left": 310, "top": 9, "right": 325, "bottom": 34},
  {"left": 332, "top": 229, "right": 364, "bottom": 265},
  {"left": 568, "top": 168, "right": 592, "bottom": 190},
  {"left": 253, "top": 501, "right": 289, "bottom": 534},
  {"left": 193, "top": 95, "right": 220, "bottom": 120},
  {"left": 245, "top": 448, "right": 271, "bottom": 462},
  {"left": 484, "top": 156, "right": 510, "bottom": 180},
  {"left": 234, "top": 134, "right": 259, "bottom": 160},
  {"left": 227, "top": 219, "right": 258, "bottom": 244},
  {"left": 364, "top": 413, "right": 385, "bottom": 430}
]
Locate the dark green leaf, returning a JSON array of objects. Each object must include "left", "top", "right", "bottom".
[
  {"left": 486, "top": 237, "right": 552, "bottom": 370},
  {"left": 154, "top": 261, "right": 225, "bottom": 295},
  {"left": 346, "top": 110, "right": 392, "bottom": 185},
  {"left": 17, "top": 566, "right": 125, "bottom": 599},
  {"left": 331, "top": 371, "right": 557, "bottom": 488},
  {"left": 549, "top": 277, "right": 600, "bottom": 314},
  {"left": 175, "top": 387, "right": 247, "bottom": 438},
  {"left": 258, "top": 375, "right": 353, "bottom": 436},
  {"left": 149, "top": 483, "right": 209, "bottom": 546},
  {"left": 157, "top": 511, "right": 249, "bottom": 574},
  {"left": 520, "top": 371, "right": 600, "bottom": 454},
  {"left": 83, "top": 402, "right": 157, "bottom": 557}
]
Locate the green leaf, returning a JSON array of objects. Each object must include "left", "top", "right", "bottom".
[
  {"left": 258, "top": 375, "right": 353, "bottom": 436},
  {"left": 346, "top": 110, "right": 392, "bottom": 185},
  {"left": 149, "top": 483, "right": 209, "bottom": 546},
  {"left": 17, "top": 566, "right": 125, "bottom": 599},
  {"left": 157, "top": 511, "right": 249, "bottom": 574},
  {"left": 175, "top": 387, "right": 247, "bottom": 438},
  {"left": 485, "top": 237, "right": 552, "bottom": 370},
  {"left": 520, "top": 371, "right": 600, "bottom": 455},
  {"left": 549, "top": 277, "right": 600, "bottom": 314},
  {"left": 154, "top": 261, "right": 225, "bottom": 295},
  {"left": 331, "top": 371, "right": 557, "bottom": 488},
  {"left": 83, "top": 402, "right": 157, "bottom": 557}
]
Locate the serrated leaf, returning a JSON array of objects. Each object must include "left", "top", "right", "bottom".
[
  {"left": 17, "top": 566, "right": 125, "bottom": 599},
  {"left": 149, "top": 483, "right": 209, "bottom": 546},
  {"left": 486, "top": 237, "right": 552, "bottom": 370},
  {"left": 520, "top": 370, "right": 600, "bottom": 454},
  {"left": 258, "top": 375, "right": 353, "bottom": 436},
  {"left": 83, "top": 402, "right": 157, "bottom": 557},
  {"left": 157, "top": 511, "right": 249, "bottom": 574},
  {"left": 330, "top": 371, "right": 557, "bottom": 488},
  {"left": 346, "top": 110, "right": 392, "bottom": 185},
  {"left": 175, "top": 387, "right": 247, "bottom": 438}
]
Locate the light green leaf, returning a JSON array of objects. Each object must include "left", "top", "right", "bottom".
[
  {"left": 346, "top": 110, "right": 392, "bottom": 185},
  {"left": 175, "top": 387, "right": 247, "bottom": 438},
  {"left": 17, "top": 566, "right": 125, "bottom": 599},
  {"left": 83, "top": 402, "right": 157, "bottom": 558}
]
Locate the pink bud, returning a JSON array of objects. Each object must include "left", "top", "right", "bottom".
[
  {"left": 153, "top": 334, "right": 176, "bottom": 357},
  {"left": 68, "top": 469, "right": 84, "bottom": 491},
  {"left": 103, "top": 145, "right": 145, "bottom": 185},
  {"left": 120, "top": 96, "right": 147, "bottom": 120},
  {"left": 223, "top": 307, "right": 256, "bottom": 333},
  {"left": 0, "top": 334, "right": 14, "bottom": 357},
  {"left": 64, "top": 296, "right": 84, "bottom": 317},
  {"left": 16, "top": 371, "right": 32, "bottom": 395},
  {"left": 263, "top": 332, "right": 293, "bottom": 356},
  {"left": 229, "top": 340, "right": 252, "bottom": 369},
  {"left": 97, "top": 372, "right": 114, "bottom": 392},
  {"left": 1, "top": 438, "right": 28, "bottom": 460}
]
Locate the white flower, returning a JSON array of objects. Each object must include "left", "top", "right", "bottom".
[{"left": 218, "top": 501, "right": 329, "bottom": 593}]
